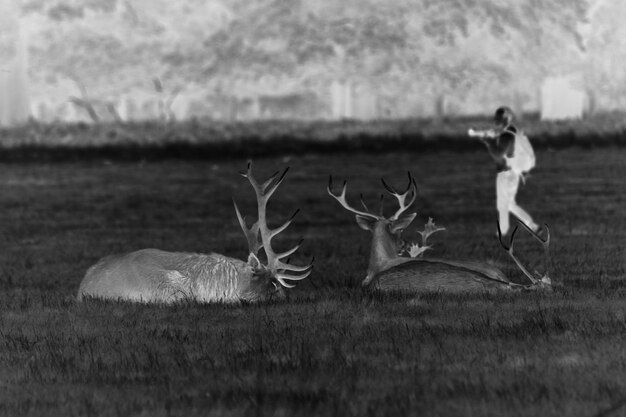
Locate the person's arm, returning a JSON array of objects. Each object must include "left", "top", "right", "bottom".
[
  {"left": 469, "top": 128, "right": 498, "bottom": 138},
  {"left": 482, "top": 129, "right": 515, "bottom": 166}
]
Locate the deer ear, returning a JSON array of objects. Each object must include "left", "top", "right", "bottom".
[
  {"left": 390, "top": 212, "right": 416, "bottom": 233},
  {"left": 247, "top": 252, "right": 262, "bottom": 269},
  {"left": 355, "top": 215, "right": 377, "bottom": 231}
]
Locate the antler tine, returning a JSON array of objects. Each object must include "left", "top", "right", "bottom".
[
  {"left": 327, "top": 176, "right": 380, "bottom": 220},
  {"left": 382, "top": 172, "right": 418, "bottom": 220},
  {"left": 513, "top": 220, "right": 552, "bottom": 281},
  {"left": 497, "top": 221, "right": 539, "bottom": 285},
  {"left": 381, "top": 171, "right": 414, "bottom": 194},
  {"left": 239, "top": 161, "right": 253, "bottom": 178},
  {"left": 275, "top": 257, "right": 313, "bottom": 272},
  {"left": 233, "top": 199, "right": 262, "bottom": 255},
  {"left": 271, "top": 233, "right": 313, "bottom": 274},
  {"left": 275, "top": 237, "right": 304, "bottom": 260},
  {"left": 276, "top": 260, "right": 314, "bottom": 275},
  {"left": 268, "top": 209, "right": 300, "bottom": 240},
  {"left": 359, "top": 193, "right": 383, "bottom": 217},
  {"left": 516, "top": 220, "right": 551, "bottom": 248},
  {"left": 277, "top": 264, "right": 314, "bottom": 280},
  {"left": 497, "top": 220, "right": 514, "bottom": 251},
  {"left": 240, "top": 162, "right": 288, "bottom": 202},
  {"left": 262, "top": 167, "right": 289, "bottom": 199},
  {"left": 381, "top": 177, "right": 398, "bottom": 194},
  {"left": 359, "top": 193, "right": 370, "bottom": 212},
  {"left": 275, "top": 263, "right": 314, "bottom": 288},
  {"left": 239, "top": 162, "right": 265, "bottom": 203},
  {"left": 261, "top": 169, "right": 280, "bottom": 190},
  {"left": 266, "top": 212, "right": 313, "bottom": 282},
  {"left": 277, "top": 255, "right": 314, "bottom": 278}
]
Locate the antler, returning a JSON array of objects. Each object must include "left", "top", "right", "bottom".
[
  {"left": 238, "top": 162, "right": 313, "bottom": 288},
  {"left": 381, "top": 171, "right": 418, "bottom": 220},
  {"left": 327, "top": 176, "right": 381, "bottom": 220},
  {"left": 498, "top": 220, "right": 551, "bottom": 286},
  {"left": 233, "top": 199, "right": 262, "bottom": 255}
]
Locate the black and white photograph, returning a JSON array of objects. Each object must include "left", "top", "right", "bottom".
[{"left": 0, "top": 0, "right": 624, "bottom": 416}]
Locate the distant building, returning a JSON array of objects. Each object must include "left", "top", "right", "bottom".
[{"left": 331, "top": 80, "right": 353, "bottom": 119}]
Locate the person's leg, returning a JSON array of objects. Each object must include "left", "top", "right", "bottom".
[
  {"left": 510, "top": 204, "right": 539, "bottom": 231},
  {"left": 496, "top": 171, "right": 511, "bottom": 234},
  {"left": 508, "top": 172, "right": 540, "bottom": 231}
]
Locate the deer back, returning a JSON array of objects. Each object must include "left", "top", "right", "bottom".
[
  {"left": 371, "top": 257, "right": 512, "bottom": 292},
  {"left": 77, "top": 249, "right": 272, "bottom": 303}
]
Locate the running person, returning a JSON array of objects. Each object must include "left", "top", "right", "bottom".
[{"left": 471, "top": 106, "right": 541, "bottom": 236}]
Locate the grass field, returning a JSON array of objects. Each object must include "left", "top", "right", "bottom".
[{"left": 0, "top": 145, "right": 624, "bottom": 416}]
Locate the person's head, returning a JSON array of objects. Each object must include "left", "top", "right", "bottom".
[{"left": 494, "top": 106, "right": 514, "bottom": 127}]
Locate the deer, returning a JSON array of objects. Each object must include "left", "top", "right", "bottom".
[
  {"left": 328, "top": 172, "right": 551, "bottom": 292},
  {"left": 77, "top": 163, "right": 313, "bottom": 303}
]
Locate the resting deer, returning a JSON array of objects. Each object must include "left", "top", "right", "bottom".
[
  {"left": 328, "top": 173, "right": 551, "bottom": 292},
  {"left": 78, "top": 163, "right": 313, "bottom": 303}
]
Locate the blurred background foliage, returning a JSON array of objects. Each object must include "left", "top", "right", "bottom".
[{"left": 1, "top": 0, "right": 625, "bottom": 123}]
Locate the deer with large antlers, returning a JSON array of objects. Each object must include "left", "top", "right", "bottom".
[
  {"left": 77, "top": 163, "right": 313, "bottom": 303},
  {"left": 328, "top": 172, "right": 551, "bottom": 292}
]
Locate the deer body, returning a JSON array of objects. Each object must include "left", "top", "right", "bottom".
[
  {"left": 78, "top": 164, "right": 312, "bottom": 304},
  {"left": 78, "top": 249, "right": 276, "bottom": 303},
  {"left": 360, "top": 214, "right": 512, "bottom": 292},
  {"left": 370, "top": 258, "right": 512, "bottom": 293},
  {"left": 329, "top": 173, "right": 550, "bottom": 292}
]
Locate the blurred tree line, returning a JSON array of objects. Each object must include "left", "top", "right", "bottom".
[{"left": 2, "top": 0, "right": 624, "bottom": 122}]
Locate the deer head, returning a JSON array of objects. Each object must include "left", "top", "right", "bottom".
[
  {"left": 498, "top": 220, "right": 552, "bottom": 289},
  {"left": 233, "top": 163, "right": 313, "bottom": 299},
  {"left": 328, "top": 172, "right": 418, "bottom": 286}
]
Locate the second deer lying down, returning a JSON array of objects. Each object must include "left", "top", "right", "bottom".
[
  {"left": 78, "top": 163, "right": 313, "bottom": 303},
  {"left": 328, "top": 173, "right": 551, "bottom": 292}
]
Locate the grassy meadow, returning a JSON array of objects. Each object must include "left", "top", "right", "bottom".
[{"left": 0, "top": 138, "right": 624, "bottom": 416}]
